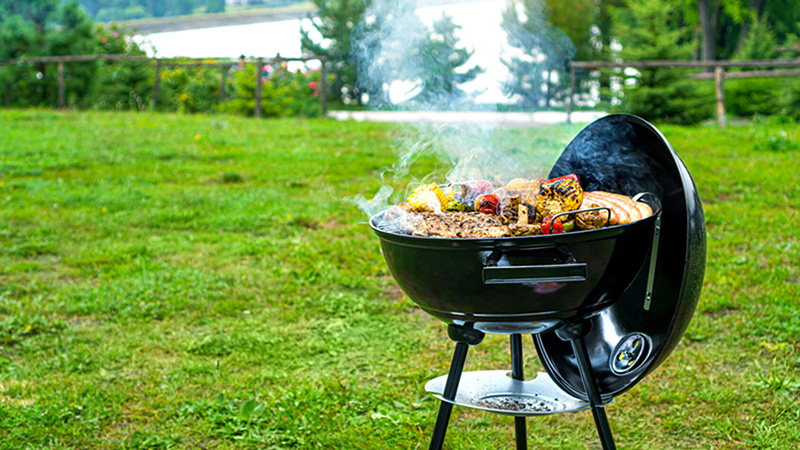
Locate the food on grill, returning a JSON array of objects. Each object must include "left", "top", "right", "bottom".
[
  {"left": 478, "top": 194, "right": 500, "bottom": 214},
  {"left": 465, "top": 180, "right": 494, "bottom": 201},
  {"left": 536, "top": 178, "right": 584, "bottom": 223},
  {"left": 582, "top": 191, "right": 651, "bottom": 225},
  {"left": 541, "top": 215, "right": 563, "bottom": 234},
  {"left": 389, "top": 177, "right": 652, "bottom": 238},
  {"left": 408, "top": 183, "right": 450, "bottom": 212},
  {"left": 575, "top": 202, "right": 610, "bottom": 230},
  {"left": 493, "top": 180, "right": 541, "bottom": 207},
  {"left": 445, "top": 200, "right": 473, "bottom": 212}
]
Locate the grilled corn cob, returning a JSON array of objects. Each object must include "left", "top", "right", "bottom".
[
  {"left": 407, "top": 183, "right": 450, "bottom": 212},
  {"left": 536, "top": 179, "right": 584, "bottom": 222}
]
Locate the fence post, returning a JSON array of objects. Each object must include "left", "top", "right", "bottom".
[
  {"left": 57, "top": 61, "right": 65, "bottom": 109},
  {"left": 151, "top": 59, "right": 162, "bottom": 110},
  {"left": 714, "top": 66, "right": 726, "bottom": 129},
  {"left": 566, "top": 65, "right": 575, "bottom": 124},
  {"left": 220, "top": 64, "right": 228, "bottom": 102},
  {"left": 319, "top": 57, "right": 327, "bottom": 117},
  {"left": 255, "top": 57, "right": 264, "bottom": 119}
]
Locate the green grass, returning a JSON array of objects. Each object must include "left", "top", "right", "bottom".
[{"left": 1, "top": 109, "right": 798, "bottom": 449}]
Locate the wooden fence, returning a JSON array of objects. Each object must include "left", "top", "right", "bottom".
[
  {"left": 0, "top": 53, "right": 328, "bottom": 118},
  {"left": 567, "top": 57, "right": 800, "bottom": 128}
]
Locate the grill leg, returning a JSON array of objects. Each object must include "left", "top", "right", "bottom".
[
  {"left": 429, "top": 324, "right": 484, "bottom": 450},
  {"left": 510, "top": 334, "right": 528, "bottom": 450},
  {"left": 556, "top": 323, "right": 617, "bottom": 450}
]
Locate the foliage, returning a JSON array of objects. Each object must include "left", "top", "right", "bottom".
[
  {"left": 300, "top": 0, "right": 370, "bottom": 105},
  {"left": 0, "top": 110, "right": 799, "bottom": 448},
  {"left": 157, "top": 65, "right": 221, "bottom": 114},
  {"left": 354, "top": 3, "right": 482, "bottom": 107},
  {"left": 612, "top": 0, "right": 713, "bottom": 124},
  {"left": 0, "top": 1, "right": 99, "bottom": 108},
  {"left": 206, "top": 0, "right": 226, "bottom": 14},
  {"left": 91, "top": 23, "right": 152, "bottom": 111},
  {"left": 221, "top": 63, "right": 323, "bottom": 117},
  {"left": 547, "top": 0, "right": 596, "bottom": 62},
  {"left": 501, "top": 0, "right": 576, "bottom": 108},
  {"left": 725, "top": 14, "right": 783, "bottom": 117},
  {"left": 414, "top": 14, "right": 483, "bottom": 104}
]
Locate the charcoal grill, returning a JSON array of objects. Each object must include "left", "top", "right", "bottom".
[{"left": 369, "top": 114, "right": 706, "bottom": 449}]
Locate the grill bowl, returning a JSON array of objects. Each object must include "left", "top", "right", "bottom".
[{"left": 370, "top": 207, "right": 660, "bottom": 334}]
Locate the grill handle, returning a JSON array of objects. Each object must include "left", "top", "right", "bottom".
[{"left": 482, "top": 263, "right": 587, "bottom": 285}]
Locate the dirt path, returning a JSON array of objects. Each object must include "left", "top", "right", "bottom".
[{"left": 328, "top": 110, "right": 607, "bottom": 127}]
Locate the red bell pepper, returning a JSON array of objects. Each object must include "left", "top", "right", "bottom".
[
  {"left": 479, "top": 194, "right": 499, "bottom": 214},
  {"left": 541, "top": 215, "right": 564, "bottom": 234},
  {"left": 547, "top": 173, "right": 580, "bottom": 184}
]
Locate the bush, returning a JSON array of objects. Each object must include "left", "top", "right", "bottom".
[
  {"left": 92, "top": 24, "right": 151, "bottom": 111},
  {"left": 617, "top": 78, "right": 714, "bottom": 125},
  {"left": 221, "top": 63, "right": 323, "bottom": 118},
  {"left": 159, "top": 66, "right": 220, "bottom": 114},
  {"left": 726, "top": 78, "right": 785, "bottom": 117}
]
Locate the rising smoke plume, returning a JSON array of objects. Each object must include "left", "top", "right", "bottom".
[{"left": 348, "top": 0, "right": 578, "bottom": 218}]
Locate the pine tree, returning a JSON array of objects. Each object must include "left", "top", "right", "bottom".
[
  {"left": 501, "top": 0, "right": 575, "bottom": 109},
  {"left": 612, "top": 0, "right": 712, "bottom": 124},
  {"left": 414, "top": 13, "right": 483, "bottom": 104},
  {"left": 300, "top": 0, "right": 371, "bottom": 104}
]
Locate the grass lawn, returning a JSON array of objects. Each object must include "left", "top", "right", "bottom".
[{"left": 0, "top": 109, "right": 798, "bottom": 449}]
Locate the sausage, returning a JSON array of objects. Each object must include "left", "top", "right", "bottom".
[
  {"left": 583, "top": 192, "right": 629, "bottom": 225},
  {"left": 590, "top": 191, "right": 643, "bottom": 223}
]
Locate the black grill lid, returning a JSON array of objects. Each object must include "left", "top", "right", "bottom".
[{"left": 534, "top": 114, "right": 706, "bottom": 400}]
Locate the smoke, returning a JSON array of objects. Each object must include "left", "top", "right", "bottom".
[{"left": 348, "top": 0, "right": 579, "bottom": 219}]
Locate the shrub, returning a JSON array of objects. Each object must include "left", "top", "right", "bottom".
[
  {"left": 92, "top": 24, "right": 151, "bottom": 111},
  {"left": 618, "top": 78, "right": 714, "bottom": 125},
  {"left": 159, "top": 66, "right": 220, "bottom": 114},
  {"left": 221, "top": 63, "right": 323, "bottom": 118},
  {"left": 726, "top": 78, "right": 785, "bottom": 117}
]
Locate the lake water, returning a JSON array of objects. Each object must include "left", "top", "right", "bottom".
[{"left": 137, "top": 0, "right": 518, "bottom": 104}]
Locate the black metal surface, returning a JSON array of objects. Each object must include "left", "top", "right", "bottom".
[
  {"left": 534, "top": 114, "right": 706, "bottom": 400},
  {"left": 510, "top": 334, "right": 527, "bottom": 450},
  {"left": 429, "top": 325, "right": 485, "bottom": 450},
  {"left": 370, "top": 211, "right": 659, "bottom": 334},
  {"left": 556, "top": 323, "right": 617, "bottom": 450}
]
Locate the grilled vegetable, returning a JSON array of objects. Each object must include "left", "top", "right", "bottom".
[
  {"left": 478, "top": 194, "right": 499, "bottom": 214},
  {"left": 467, "top": 180, "right": 494, "bottom": 200},
  {"left": 575, "top": 201, "right": 610, "bottom": 230},
  {"left": 548, "top": 173, "right": 580, "bottom": 184},
  {"left": 541, "top": 215, "right": 563, "bottom": 234},
  {"left": 536, "top": 178, "right": 584, "bottom": 221},
  {"left": 407, "top": 183, "right": 450, "bottom": 212},
  {"left": 445, "top": 201, "right": 473, "bottom": 212}
]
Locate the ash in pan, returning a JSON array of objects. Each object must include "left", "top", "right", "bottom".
[
  {"left": 376, "top": 176, "right": 652, "bottom": 239},
  {"left": 475, "top": 395, "right": 556, "bottom": 412}
]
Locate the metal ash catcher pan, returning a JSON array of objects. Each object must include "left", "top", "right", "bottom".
[{"left": 369, "top": 114, "right": 706, "bottom": 449}]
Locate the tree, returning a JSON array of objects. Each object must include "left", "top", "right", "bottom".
[
  {"left": 613, "top": 0, "right": 712, "bottom": 124},
  {"left": 547, "top": 0, "right": 596, "bottom": 62},
  {"left": 413, "top": 14, "right": 483, "bottom": 104},
  {"left": 206, "top": 0, "right": 225, "bottom": 14},
  {"left": 501, "top": 0, "right": 575, "bottom": 108},
  {"left": 300, "top": 0, "right": 371, "bottom": 104},
  {"left": 0, "top": 1, "right": 99, "bottom": 107}
]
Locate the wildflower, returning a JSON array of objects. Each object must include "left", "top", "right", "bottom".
[
  {"left": 194, "top": 134, "right": 201, "bottom": 140},
  {"left": 309, "top": 81, "right": 316, "bottom": 90}
]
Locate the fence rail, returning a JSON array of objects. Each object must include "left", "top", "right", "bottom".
[
  {"left": 568, "top": 58, "right": 800, "bottom": 128},
  {"left": 0, "top": 53, "right": 327, "bottom": 118}
]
